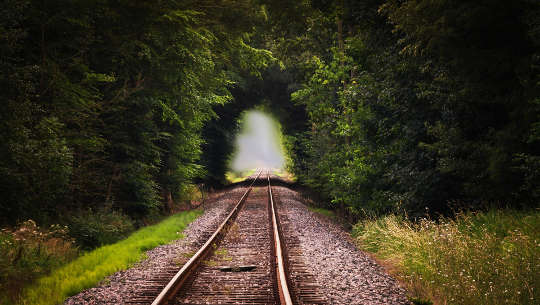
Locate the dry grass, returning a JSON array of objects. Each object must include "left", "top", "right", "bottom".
[
  {"left": 353, "top": 209, "right": 539, "bottom": 305},
  {"left": 0, "top": 220, "right": 78, "bottom": 304}
]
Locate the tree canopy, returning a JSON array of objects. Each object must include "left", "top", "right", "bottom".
[
  {"left": 1, "top": 0, "right": 538, "bottom": 228},
  {"left": 281, "top": 0, "right": 540, "bottom": 217},
  {"left": 0, "top": 0, "right": 274, "bottom": 226}
]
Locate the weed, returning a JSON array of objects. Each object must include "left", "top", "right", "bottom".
[
  {"left": 214, "top": 248, "right": 232, "bottom": 261},
  {"left": 19, "top": 210, "right": 202, "bottom": 305},
  {"left": 173, "top": 257, "right": 188, "bottom": 266},
  {"left": 353, "top": 209, "right": 540, "bottom": 305},
  {"left": 409, "top": 296, "right": 433, "bottom": 305},
  {"left": 203, "top": 246, "right": 234, "bottom": 267},
  {"left": 227, "top": 223, "right": 241, "bottom": 243},
  {"left": 0, "top": 220, "right": 77, "bottom": 304},
  {"left": 182, "top": 250, "right": 197, "bottom": 258},
  {"left": 203, "top": 259, "right": 219, "bottom": 266},
  {"left": 215, "top": 248, "right": 228, "bottom": 256},
  {"left": 223, "top": 284, "right": 232, "bottom": 295}
]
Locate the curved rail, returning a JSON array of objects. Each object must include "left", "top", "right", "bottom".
[
  {"left": 151, "top": 170, "right": 262, "bottom": 305},
  {"left": 268, "top": 171, "right": 294, "bottom": 305}
]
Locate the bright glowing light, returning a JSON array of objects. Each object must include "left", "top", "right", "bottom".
[{"left": 230, "top": 110, "right": 285, "bottom": 171}]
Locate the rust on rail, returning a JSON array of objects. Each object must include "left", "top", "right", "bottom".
[
  {"left": 151, "top": 170, "right": 262, "bottom": 305},
  {"left": 268, "top": 172, "right": 294, "bottom": 305}
]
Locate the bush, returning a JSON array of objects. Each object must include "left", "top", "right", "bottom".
[
  {"left": 353, "top": 209, "right": 540, "bottom": 305},
  {"left": 67, "top": 208, "right": 135, "bottom": 250},
  {"left": 0, "top": 220, "right": 78, "bottom": 304},
  {"left": 21, "top": 210, "right": 202, "bottom": 305}
]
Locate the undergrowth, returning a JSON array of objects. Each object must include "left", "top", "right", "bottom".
[
  {"left": 353, "top": 209, "right": 539, "bottom": 305},
  {"left": 19, "top": 209, "right": 202, "bottom": 305},
  {"left": 67, "top": 207, "right": 135, "bottom": 250},
  {"left": 308, "top": 207, "right": 336, "bottom": 219},
  {"left": 0, "top": 220, "right": 77, "bottom": 304}
]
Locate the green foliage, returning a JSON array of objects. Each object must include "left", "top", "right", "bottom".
[
  {"left": 0, "top": 3, "right": 279, "bottom": 301},
  {"left": 0, "top": 113, "right": 73, "bottom": 224},
  {"left": 0, "top": 0, "right": 275, "bottom": 225},
  {"left": 21, "top": 210, "right": 202, "bottom": 305},
  {"left": 409, "top": 297, "right": 433, "bottom": 305},
  {"left": 0, "top": 220, "right": 78, "bottom": 304},
  {"left": 67, "top": 208, "right": 135, "bottom": 250},
  {"left": 353, "top": 209, "right": 540, "bottom": 305},
  {"left": 283, "top": 0, "right": 540, "bottom": 217},
  {"left": 308, "top": 207, "right": 337, "bottom": 219}
]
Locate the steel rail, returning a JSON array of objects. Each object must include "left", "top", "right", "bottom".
[
  {"left": 268, "top": 171, "right": 294, "bottom": 305},
  {"left": 151, "top": 170, "right": 263, "bottom": 305}
]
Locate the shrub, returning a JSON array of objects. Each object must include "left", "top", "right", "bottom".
[
  {"left": 0, "top": 220, "right": 78, "bottom": 304},
  {"left": 353, "top": 209, "right": 540, "bottom": 305},
  {"left": 67, "top": 208, "right": 135, "bottom": 250},
  {"left": 21, "top": 210, "right": 202, "bottom": 305}
]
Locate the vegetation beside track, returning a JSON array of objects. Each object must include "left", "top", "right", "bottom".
[
  {"left": 17, "top": 210, "right": 201, "bottom": 305},
  {"left": 308, "top": 207, "right": 337, "bottom": 220},
  {"left": 353, "top": 209, "right": 540, "bottom": 305},
  {"left": 0, "top": 221, "right": 78, "bottom": 304},
  {"left": 225, "top": 169, "right": 257, "bottom": 183}
]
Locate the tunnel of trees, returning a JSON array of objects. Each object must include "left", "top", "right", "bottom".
[{"left": 1, "top": 0, "right": 539, "bottom": 236}]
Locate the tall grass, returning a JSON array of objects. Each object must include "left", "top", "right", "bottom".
[
  {"left": 0, "top": 221, "right": 77, "bottom": 304},
  {"left": 353, "top": 209, "right": 539, "bottom": 305},
  {"left": 19, "top": 210, "right": 202, "bottom": 305}
]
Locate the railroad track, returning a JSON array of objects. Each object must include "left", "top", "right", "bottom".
[{"left": 132, "top": 169, "right": 325, "bottom": 305}]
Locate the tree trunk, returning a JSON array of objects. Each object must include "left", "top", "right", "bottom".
[{"left": 105, "top": 166, "right": 120, "bottom": 203}]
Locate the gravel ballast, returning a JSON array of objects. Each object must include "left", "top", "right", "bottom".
[
  {"left": 275, "top": 186, "right": 410, "bottom": 305},
  {"left": 64, "top": 187, "right": 245, "bottom": 305},
  {"left": 64, "top": 183, "right": 410, "bottom": 304}
]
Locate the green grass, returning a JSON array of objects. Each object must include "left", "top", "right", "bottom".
[
  {"left": 225, "top": 169, "right": 256, "bottom": 183},
  {"left": 271, "top": 168, "right": 296, "bottom": 181},
  {"left": 19, "top": 210, "right": 202, "bottom": 305},
  {"left": 308, "top": 207, "right": 336, "bottom": 219},
  {"left": 353, "top": 209, "right": 540, "bottom": 305},
  {"left": 0, "top": 221, "right": 78, "bottom": 304},
  {"left": 225, "top": 168, "right": 295, "bottom": 183}
]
